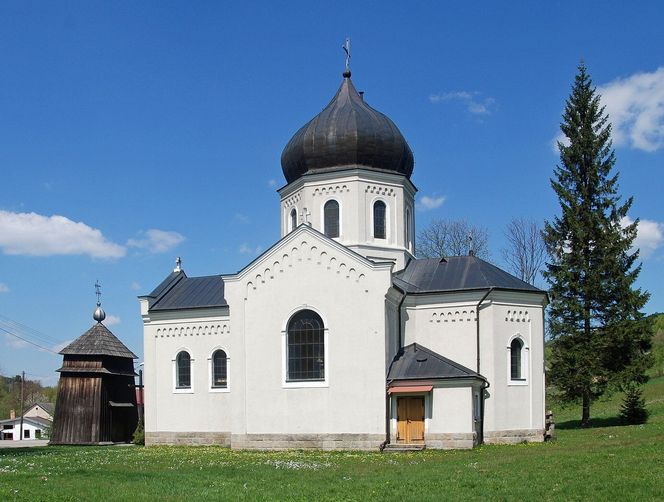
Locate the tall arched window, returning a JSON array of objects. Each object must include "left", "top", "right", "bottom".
[
  {"left": 287, "top": 310, "right": 325, "bottom": 381},
  {"left": 290, "top": 208, "right": 297, "bottom": 232},
  {"left": 176, "top": 351, "right": 191, "bottom": 389},
  {"left": 373, "top": 200, "right": 386, "bottom": 239},
  {"left": 211, "top": 349, "right": 228, "bottom": 388},
  {"left": 405, "top": 207, "right": 412, "bottom": 250},
  {"left": 510, "top": 338, "right": 524, "bottom": 380},
  {"left": 324, "top": 200, "right": 339, "bottom": 238}
]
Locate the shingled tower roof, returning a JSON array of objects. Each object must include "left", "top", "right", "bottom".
[{"left": 59, "top": 322, "right": 137, "bottom": 359}]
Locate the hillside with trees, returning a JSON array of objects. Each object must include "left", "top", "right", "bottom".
[{"left": 0, "top": 374, "right": 57, "bottom": 419}]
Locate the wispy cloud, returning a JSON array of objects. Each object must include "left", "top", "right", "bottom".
[
  {"left": 53, "top": 339, "right": 73, "bottom": 353},
  {"left": 621, "top": 216, "right": 664, "bottom": 258},
  {"left": 0, "top": 210, "right": 125, "bottom": 258},
  {"left": 127, "top": 229, "right": 185, "bottom": 254},
  {"left": 416, "top": 195, "right": 446, "bottom": 211},
  {"left": 239, "top": 243, "right": 263, "bottom": 255},
  {"left": 268, "top": 179, "right": 278, "bottom": 188},
  {"left": 104, "top": 315, "right": 121, "bottom": 326},
  {"left": 4, "top": 333, "right": 29, "bottom": 349},
  {"left": 429, "top": 91, "right": 495, "bottom": 116},
  {"left": 130, "top": 281, "right": 142, "bottom": 291},
  {"left": 233, "top": 213, "right": 250, "bottom": 224},
  {"left": 598, "top": 67, "right": 664, "bottom": 152},
  {"left": 0, "top": 283, "right": 9, "bottom": 294}
]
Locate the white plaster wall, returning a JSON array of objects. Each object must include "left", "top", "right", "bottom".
[
  {"left": 429, "top": 386, "right": 474, "bottom": 434},
  {"left": 1, "top": 420, "right": 45, "bottom": 440},
  {"left": 402, "top": 293, "right": 481, "bottom": 371},
  {"left": 224, "top": 227, "right": 393, "bottom": 436},
  {"left": 481, "top": 294, "right": 546, "bottom": 433},
  {"left": 142, "top": 309, "right": 233, "bottom": 434}
]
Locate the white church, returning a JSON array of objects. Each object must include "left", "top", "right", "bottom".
[{"left": 140, "top": 62, "right": 547, "bottom": 450}]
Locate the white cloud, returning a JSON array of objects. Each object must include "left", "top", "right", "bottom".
[
  {"left": 621, "top": 216, "right": 663, "bottom": 258},
  {"left": 0, "top": 283, "right": 9, "bottom": 293},
  {"left": 4, "top": 333, "right": 28, "bottom": 349},
  {"left": 233, "top": 213, "right": 250, "bottom": 224},
  {"left": 268, "top": 179, "right": 278, "bottom": 188},
  {"left": 238, "top": 243, "right": 263, "bottom": 255},
  {"left": 0, "top": 210, "right": 125, "bottom": 258},
  {"left": 416, "top": 195, "right": 446, "bottom": 211},
  {"left": 598, "top": 67, "right": 664, "bottom": 152},
  {"left": 53, "top": 339, "right": 74, "bottom": 353},
  {"left": 104, "top": 315, "right": 121, "bottom": 326},
  {"left": 429, "top": 91, "right": 495, "bottom": 116},
  {"left": 130, "top": 281, "right": 142, "bottom": 291},
  {"left": 127, "top": 229, "right": 185, "bottom": 254}
]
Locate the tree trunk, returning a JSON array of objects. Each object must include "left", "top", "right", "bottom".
[{"left": 581, "top": 390, "right": 591, "bottom": 427}]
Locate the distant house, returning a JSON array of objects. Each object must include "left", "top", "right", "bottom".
[
  {"left": 0, "top": 415, "right": 51, "bottom": 440},
  {"left": 23, "top": 403, "right": 55, "bottom": 422}
]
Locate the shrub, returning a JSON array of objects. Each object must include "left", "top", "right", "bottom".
[
  {"left": 133, "top": 420, "right": 145, "bottom": 445},
  {"left": 619, "top": 384, "right": 649, "bottom": 425}
]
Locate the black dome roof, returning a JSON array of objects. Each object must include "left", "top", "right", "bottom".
[{"left": 281, "top": 73, "right": 414, "bottom": 184}]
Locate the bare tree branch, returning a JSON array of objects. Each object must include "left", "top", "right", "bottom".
[
  {"left": 501, "top": 218, "right": 547, "bottom": 285},
  {"left": 417, "top": 218, "right": 490, "bottom": 259}
]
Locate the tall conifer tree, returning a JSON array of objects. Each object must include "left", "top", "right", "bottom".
[{"left": 543, "top": 63, "right": 651, "bottom": 427}]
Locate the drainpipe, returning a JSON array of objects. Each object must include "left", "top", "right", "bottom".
[
  {"left": 381, "top": 288, "right": 407, "bottom": 451},
  {"left": 475, "top": 288, "right": 494, "bottom": 374},
  {"left": 475, "top": 288, "right": 493, "bottom": 446}
]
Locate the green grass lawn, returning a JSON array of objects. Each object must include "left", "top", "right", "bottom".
[{"left": 2, "top": 378, "right": 664, "bottom": 501}]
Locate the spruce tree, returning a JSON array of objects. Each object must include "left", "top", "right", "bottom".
[{"left": 543, "top": 63, "right": 651, "bottom": 427}]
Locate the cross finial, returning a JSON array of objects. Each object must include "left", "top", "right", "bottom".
[
  {"left": 94, "top": 280, "right": 102, "bottom": 307},
  {"left": 342, "top": 38, "right": 351, "bottom": 78},
  {"left": 468, "top": 234, "right": 474, "bottom": 256},
  {"left": 300, "top": 208, "right": 311, "bottom": 225},
  {"left": 174, "top": 256, "right": 182, "bottom": 273}
]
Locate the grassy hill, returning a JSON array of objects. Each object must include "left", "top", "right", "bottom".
[{"left": 1, "top": 377, "right": 663, "bottom": 500}]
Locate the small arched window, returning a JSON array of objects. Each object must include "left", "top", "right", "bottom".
[
  {"left": 287, "top": 310, "right": 325, "bottom": 382},
  {"left": 373, "top": 200, "right": 386, "bottom": 239},
  {"left": 510, "top": 338, "right": 524, "bottom": 380},
  {"left": 290, "top": 208, "right": 297, "bottom": 232},
  {"left": 176, "top": 351, "right": 191, "bottom": 389},
  {"left": 211, "top": 350, "right": 228, "bottom": 388},
  {"left": 324, "top": 200, "right": 339, "bottom": 238}
]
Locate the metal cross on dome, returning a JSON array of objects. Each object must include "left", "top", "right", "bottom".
[
  {"left": 95, "top": 280, "right": 102, "bottom": 306},
  {"left": 342, "top": 38, "right": 351, "bottom": 73}
]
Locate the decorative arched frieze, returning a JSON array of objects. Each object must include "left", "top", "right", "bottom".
[
  {"left": 429, "top": 309, "right": 477, "bottom": 323},
  {"left": 156, "top": 323, "right": 231, "bottom": 338},
  {"left": 505, "top": 310, "right": 530, "bottom": 323}
]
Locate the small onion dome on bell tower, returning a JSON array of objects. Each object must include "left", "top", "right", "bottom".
[
  {"left": 280, "top": 50, "right": 414, "bottom": 184},
  {"left": 93, "top": 280, "right": 106, "bottom": 323}
]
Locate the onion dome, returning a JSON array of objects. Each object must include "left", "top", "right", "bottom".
[{"left": 281, "top": 71, "right": 414, "bottom": 183}]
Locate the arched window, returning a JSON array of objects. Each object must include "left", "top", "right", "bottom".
[
  {"left": 211, "top": 349, "right": 228, "bottom": 388},
  {"left": 405, "top": 207, "right": 412, "bottom": 250},
  {"left": 287, "top": 310, "right": 325, "bottom": 381},
  {"left": 324, "top": 200, "right": 339, "bottom": 238},
  {"left": 176, "top": 351, "right": 191, "bottom": 389},
  {"left": 373, "top": 200, "right": 386, "bottom": 239},
  {"left": 510, "top": 338, "right": 524, "bottom": 380},
  {"left": 290, "top": 208, "right": 297, "bottom": 232}
]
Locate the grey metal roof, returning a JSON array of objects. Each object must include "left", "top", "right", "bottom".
[
  {"left": 393, "top": 256, "right": 544, "bottom": 294},
  {"left": 147, "top": 272, "right": 227, "bottom": 312},
  {"left": 281, "top": 72, "right": 414, "bottom": 184},
  {"left": 59, "top": 322, "right": 137, "bottom": 359},
  {"left": 388, "top": 343, "right": 483, "bottom": 381}
]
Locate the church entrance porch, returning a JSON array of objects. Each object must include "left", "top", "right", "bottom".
[{"left": 396, "top": 396, "right": 425, "bottom": 444}]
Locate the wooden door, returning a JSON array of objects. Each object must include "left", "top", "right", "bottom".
[{"left": 397, "top": 397, "right": 425, "bottom": 443}]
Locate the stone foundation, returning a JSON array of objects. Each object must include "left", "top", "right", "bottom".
[
  {"left": 425, "top": 432, "right": 476, "bottom": 449},
  {"left": 483, "top": 428, "right": 545, "bottom": 445},
  {"left": 230, "top": 433, "right": 385, "bottom": 450},
  {"left": 146, "top": 431, "right": 231, "bottom": 446}
]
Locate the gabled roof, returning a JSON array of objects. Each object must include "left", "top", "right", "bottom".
[
  {"left": 388, "top": 343, "right": 484, "bottom": 381},
  {"left": 24, "top": 402, "right": 54, "bottom": 416},
  {"left": 59, "top": 322, "right": 137, "bottom": 359},
  {"left": 147, "top": 272, "right": 226, "bottom": 312},
  {"left": 393, "top": 255, "right": 543, "bottom": 294},
  {"left": 0, "top": 416, "right": 52, "bottom": 427}
]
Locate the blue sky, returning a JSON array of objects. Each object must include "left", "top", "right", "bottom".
[{"left": 1, "top": 1, "right": 663, "bottom": 385}]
